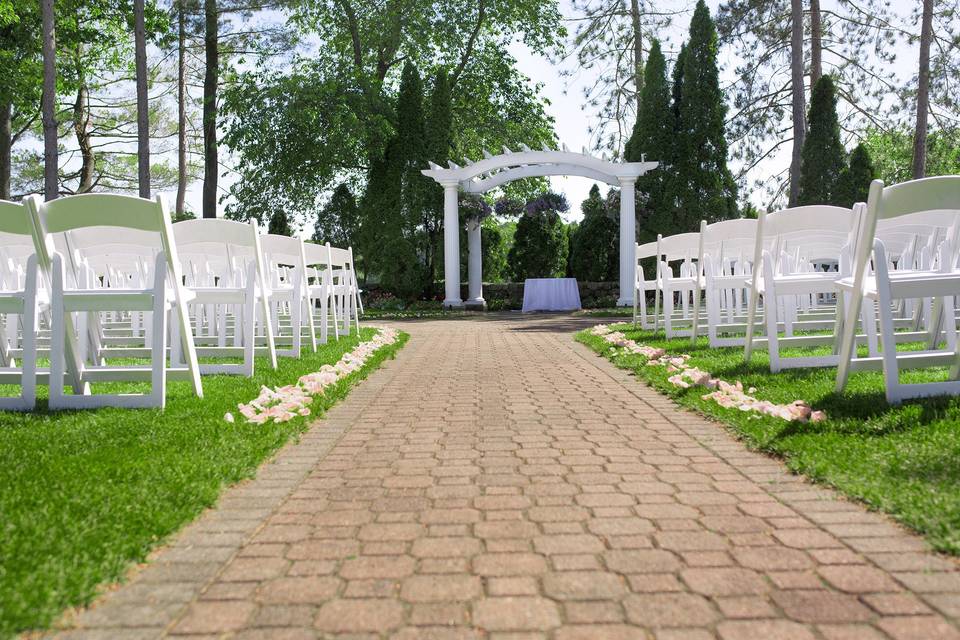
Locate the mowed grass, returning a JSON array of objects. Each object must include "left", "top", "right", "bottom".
[
  {"left": 0, "top": 327, "right": 407, "bottom": 638},
  {"left": 577, "top": 322, "right": 960, "bottom": 555}
]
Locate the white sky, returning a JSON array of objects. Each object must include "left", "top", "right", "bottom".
[{"left": 177, "top": 0, "right": 921, "bottom": 227}]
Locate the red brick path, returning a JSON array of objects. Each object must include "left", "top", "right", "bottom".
[{"left": 55, "top": 315, "right": 960, "bottom": 639}]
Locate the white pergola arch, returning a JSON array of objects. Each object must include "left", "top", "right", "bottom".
[{"left": 422, "top": 144, "right": 658, "bottom": 308}]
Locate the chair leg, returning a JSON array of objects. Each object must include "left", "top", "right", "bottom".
[
  {"left": 49, "top": 258, "right": 67, "bottom": 409},
  {"left": 151, "top": 287, "right": 168, "bottom": 409},
  {"left": 876, "top": 287, "right": 901, "bottom": 404}
]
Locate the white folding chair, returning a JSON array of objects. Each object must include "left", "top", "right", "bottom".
[
  {"left": 261, "top": 233, "right": 316, "bottom": 358},
  {"left": 701, "top": 218, "right": 758, "bottom": 347},
  {"left": 655, "top": 229, "right": 705, "bottom": 340},
  {"left": 304, "top": 241, "right": 340, "bottom": 344},
  {"left": 835, "top": 176, "right": 960, "bottom": 403},
  {"left": 26, "top": 193, "right": 202, "bottom": 409},
  {"left": 329, "top": 246, "right": 361, "bottom": 334},
  {"left": 0, "top": 200, "right": 44, "bottom": 410},
  {"left": 632, "top": 241, "right": 658, "bottom": 330},
  {"left": 743, "top": 205, "right": 858, "bottom": 372},
  {"left": 174, "top": 218, "right": 278, "bottom": 376}
]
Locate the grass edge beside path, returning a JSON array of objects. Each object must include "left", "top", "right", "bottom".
[
  {"left": 575, "top": 323, "right": 960, "bottom": 557},
  {"left": 0, "top": 328, "right": 408, "bottom": 639}
]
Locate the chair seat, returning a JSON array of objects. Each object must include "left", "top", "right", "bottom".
[{"left": 835, "top": 271, "right": 960, "bottom": 300}]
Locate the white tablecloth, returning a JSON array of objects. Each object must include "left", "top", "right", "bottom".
[{"left": 522, "top": 278, "right": 582, "bottom": 313}]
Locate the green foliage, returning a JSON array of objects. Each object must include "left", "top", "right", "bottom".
[
  {"left": 482, "top": 219, "right": 509, "bottom": 283},
  {"left": 799, "top": 76, "right": 847, "bottom": 206},
  {"left": 836, "top": 144, "right": 877, "bottom": 207},
  {"left": 0, "top": 328, "right": 407, "bottom": 637},
  {"left": 569, "top": 184, "right": 618, "bottom": 281},
  {"left": 673, "top": 1, "right": 737, "bottom": 229},
  {"left": 862, "top": 127, "right": 960, "bottom": 186},
  {"left": 222, "top": 0, "right": 562, "bottom": 228},
  {"left": 625, "top": 39, "right": 674, "bottom": 243},
  {"left": 268, "top": 209, "right": 293, "bottom": 236},
  {"left": 507, "top": 191, "right": 570, "bottom": 280},
  {"left": 359, "top": 62, "right": 428, "bottom": 300},
  {"left": 314, "top": 183, "right": 360, "bottom": 250}
]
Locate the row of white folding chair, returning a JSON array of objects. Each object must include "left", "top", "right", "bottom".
[
  {"left": 262, "top": 233, "right": 317, "bottom": 358},
  {"left": 836, "top": 178, "right": 960, "bottom": 404},
  {"left": 0, "top": 203, "right": 46, "bottom": 410},
  {"left": 174, "top": 218, "right": 278, "bottom": 377},
  {"left": 0, "top": 194, "right": 204, "bottom": 410},
  {"left": 701, "top": 218, "right": 757, "bottom": 347},
  {"left": 743, "top": 205, "right": 859, "bottom": 372},
  {"left": 304, "top": 241, "right": 343, "bottom": 345},
  {"left": 632, "top": 241, "right": 658, "bottom": 330},
  {"left": 328, "top": 246, "right": 361, "bottom": 334},
  {"left": 655, "top": 231, "right": 704, "bottom": 339}
]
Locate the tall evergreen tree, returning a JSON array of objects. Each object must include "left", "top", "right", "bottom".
[
  {"left": 268, "top": 209, "right": 292, "bottom": 236},
  {"left": 423, "top": 71, "right": 452, "bottom": 293},
  {"left": 674, "top": 0, "right": 737, "bottom": 228},
  {"left": 625, "top": 39, "right": 672, "bottom": 242},
  {"left": 314, "top": 183, "right": 360, "bottom": 250},
  {"left": 798, "top": 75, "right": 846, "bottom": 206},
  {"left": 361, "top": 61, "right": 428, "bottom": 299},
  {"left": 569, "top": 184, "right": 618, "bottom": 281},
  {"left": 836, "top": 144, "right": 876, "bottom": 207},
  {"left": 671, "top": 43, "right": 687, "bottom": 131}
]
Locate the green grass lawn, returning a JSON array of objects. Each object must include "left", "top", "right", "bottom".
[
  {"left": 0, "top": 327, "right": 407, "bottom": 638},
  {"left": 577, "top": 322, "right": 960, "bottom": 555}
]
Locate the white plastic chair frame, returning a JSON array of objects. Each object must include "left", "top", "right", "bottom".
[
  {"left": 0, "top": 201, "right": 44, "bottom": 410},
  {"left": 655, "top": 229, "right": 705, "bottom": 341},
  {"left": 173, "top": 218, "right": 278, "bottom": 377},
  {"left": 743, "top": 205, "right": 858, "bottom": 372},
  {"left": 632, "top": 241, "right": 658, "bottom": 330},
  {"left": 329, "top": 246, "right": 361, "bottom": 334},
  {"left": 261, "top": 233, "right": 317, "bottom": 358},
  {"left": 835, "top": 176, "right": 960, "bottom": 404},
  {"left": 700, "top": 218, "right": 758, "bottom": 347},
  {"left": 303, "top": 241, "right": 340, "bottom": 345},
  {"left": 27, "top": 193, "right": 202, "bottom": 409}
]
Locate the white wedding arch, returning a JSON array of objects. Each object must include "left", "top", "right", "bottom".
[{"left": 422, "top": 144, "right": 658, "bottom": 308}]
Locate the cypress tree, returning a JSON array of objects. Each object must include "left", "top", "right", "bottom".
[
  {"left": 268, "top": 210, "right": 292, "bottom": 236},
  {"left": 671, "top": 43, "right": 687, "bottom": 132},
  {"left": 625, "top": 39, "right": 673, "bottom": 242},
  {"left": 423, "top": 71, "right": 453, "bottom": 293},
  {"left": 836, "top": 143, "right": 876, "bottom": 207},
  {"left": 569, "top": 184, "right": 618, "bottom": 281},
  {"left": 361, "top": 62, "right": 427, "bottom": 299},
  {"left": 674, "top": 1, "right": 737, "bottom": 228},
  {"left": 314, "top": 183, "right": 359, "bottom": 249},
  {"left": 508, "top": 192, "right": 570, "bottom": 280},
  {"left": 798, "top": 75, "right": 846, "bottom": 205}
]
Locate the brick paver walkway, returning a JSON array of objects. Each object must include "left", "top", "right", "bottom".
[{"left": 56, "top": 315, "right": 960, "bottom": 640}]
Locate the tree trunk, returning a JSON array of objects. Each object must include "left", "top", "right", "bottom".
[
  {"left": 134, "top": 0, "right": 150, "bottom": 198},
  {"left": 202, "top": 0, "right": 218, "bottom": 218},
  {"left": 0, "top": 100, "right": 11, "bottom": 200},
  {"left": 41, "top": 0, "right": 58, "bottom": 201},
  {"left": 809, "top": 0, "right": 822, "bottom": 88},
  {"left": 788, "top": 0, "right": 806, "bottom": 206},
  {"left": 630, "top": 0, "right": 644, "bottom": 106},
  {"left": 176, "top": 0, "right": 187, "bottom": 215},
  {"left": 912, "top": 0, "right": 933, "bottom": 180},
  {"left": 73, "top": 81, "right": 95, "bottom": 193}
]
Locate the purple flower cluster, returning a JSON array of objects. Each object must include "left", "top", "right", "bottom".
[
  {"left": 460, "top": 196, "right": 492, "bottom": 221},
  {"left": 524, "top": 192, "right": 570, "bottom": 217}
]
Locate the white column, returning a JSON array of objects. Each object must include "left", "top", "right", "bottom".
[
  {"left": 467, "top": 217, "right": 484, "bottom": 305},
  {"left": 617, "top": 178, "right": 637, "bottom": 307},
  {"left": 442, "top": 183, "right": 463, "bottom": 308}
]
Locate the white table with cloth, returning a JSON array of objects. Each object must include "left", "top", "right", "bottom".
[{"left": 521, "top": 278, "right": 582, "bottom": 312}]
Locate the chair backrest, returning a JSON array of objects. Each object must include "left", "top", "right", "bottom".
[
  {"left": 328, "top": 246, "right": 352, "bottom": 268},
  {"left": 656, "top": 232, "right": 701, "bottom": 261},
  {"left": 173, "top": 218, "right": 266, "bottom": 283},
  {"left": 260, "top": 234, "right": 305, "bottom": 267},
  {"left": 303, "top": 241, "right": 333, "bottom": 267},
  {"left": 854, "top": 177, "right": 960, "bottom": 274},
  {"left": 636, "top": 241, "right": 657, "bottom": 260},
  {"left": 761, "top": 205, "right": 854, "bottom": 238}
]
